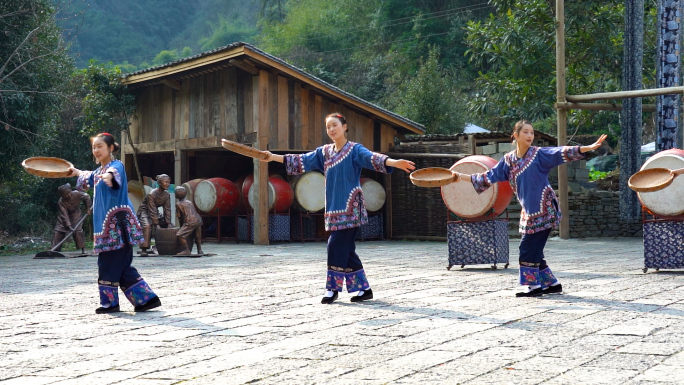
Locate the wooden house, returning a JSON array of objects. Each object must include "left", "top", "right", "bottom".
[{"left": 121, "top": 42, "right": 425, "bottom": 244}]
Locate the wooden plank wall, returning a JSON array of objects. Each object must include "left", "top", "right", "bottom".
[{"left": 133, "top": 67, "right": 399, "bottom": 152}]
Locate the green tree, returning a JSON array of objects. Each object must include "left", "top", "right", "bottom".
[
  {"left": 464, "top": 0, "right": 657, "bottom": 132},
  {"left": 152, "top": 50, "right": 179, "bottom": 66},
  {"left": 199, "top": 18, "right": 257, "bottom": 51},
  {"left": 80, "top": 61, "right": 136, "bottom": 139},
  {"left": 385, "top": 47, "right": 467, "bottom": 134}
]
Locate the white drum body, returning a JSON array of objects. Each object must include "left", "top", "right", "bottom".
[
  {"left": 360, "top": 178, "right": 386, "bottom": 213},
  {"left": 638, "top": 149, "right": 684, "bottom": 218},
  {"left": 292, "top": 172, "right": 325, "bottom": 212},
  {"left": 441, "top": 156, "right": 513, "bottom": 220}
]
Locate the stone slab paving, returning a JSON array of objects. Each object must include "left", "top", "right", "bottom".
[{"left": 0, "top": 237, "right": 683, "bottom": 384}]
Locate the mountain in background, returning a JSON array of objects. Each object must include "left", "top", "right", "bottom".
[{"left": 59, "top": 0, "right": 259, "bottom": 70}]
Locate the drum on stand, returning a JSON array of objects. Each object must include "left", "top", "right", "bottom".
[
  {"left": 637, "top": 149, "right": 684, "bottom": 219},
  {"left": 360, "top": 178, "right": 386, "bottom": 213},
  {"left": 290, "top": 171, "right": 325, "bottom": 212},
  {"left": 247, "top": 175, "right": 294, "bottom": 213},
  {"left": 194, "top": 178, "right": 240, "bottom": 216},
  {"left": 441, "top": 155, "right": 513, "bottom": 220},
  {"left": 181, "top": 179, "right": 205, "bottom": 212}
]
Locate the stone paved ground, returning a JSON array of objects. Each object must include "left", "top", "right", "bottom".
[{"left": 1, "top": 238, "right": 684, "bottom": 384}]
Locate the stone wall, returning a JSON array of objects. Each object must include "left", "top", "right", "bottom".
[
  {"left": 505, "top": 190, "right": 643, "bottom": 238},
  {"left": 566, "top": 190, "right": 642, "bottom": 238}
]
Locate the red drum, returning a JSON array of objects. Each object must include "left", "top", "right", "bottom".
[
  {"left": 441, "top": 155, "right": 513, "bottom": 220},
  {"left": 360, "top": 178, "right": 386, "bottom": 213},
  {"left": 235, "top": 175, "right": 248, "bottom": 213},
  {"left": 638, "top": 149, "right": 684, "bottom": 219},
  {"left": 181, "top": 179, "right": 205, "bottom": 211},
  {"left": 194, "top": 178, "right": 240, "bottom": 215},
  {"left": 247, "top": 175, "right": 295, "bottom": 213},
  {"left": 290, "top": 172, "right": 326, "bottom": 212}
]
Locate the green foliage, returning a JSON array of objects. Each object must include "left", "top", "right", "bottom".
[
  {"left": 589, "top": 168, "right": 610, "bottom": 181},
  {"left": 199, "top": 18, "right": 257, "bottom": 51},
  {"left": 152, "top": 50, "right": 179, "bottom": 66},
  {"left": 80, "top": 61, "right": 136, "bottom": 138},
  {"left": 385, "top": 47, "right": 466, "bottom": 134},
  {"left": 464, "top": 0, "right": 657, "bottom": 131}
]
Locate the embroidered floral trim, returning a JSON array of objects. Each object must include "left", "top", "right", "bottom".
[
  {"left": 471, "top": 173, "right": 493, "bottom": 194},
  {"left": 370, "top": 153, "right": 389, "bottom": 173},
  {"left": 519, "top": 186, "right": 561, "bottom": 234},
  {"left": 285, "top": 154, "right": 305, "bottom": 175},
  {"left": 123, "top": 279, "right": 156, "bottom": 305},
  {"left": 507, "top": 147, "right": 539, "bottom": 191},
  {"left": 94, "top": 206, "right": 144, "bottom": 253},
  {"left": 99, "top": 284, "right": 119, "bottom": 307},
  {"left": 561, "top": 146, "right": 584, "bottom": 163},
  {"left": 326, "top": 270, "right": 345, "bottom": 291},
  {"left": 324, "top": 188, "right": 368, "bottom": 231},
  {"left": 76, "top": 170, "right": 93, "bottom": 191},
  {"left": 324, "top": 141, "right": 354, "bottom": 172},
  {"left": 329, "top": 265, "right": 355, "bottom": 273},
  {"left": 539, "top": 267, "right": 558, "bottom": 288},
  {"left": 519, "top": 266, "right": 540, "bottom": 286},
  {"left": 345, "top": 269, "right": 370, "bottom": 293}
]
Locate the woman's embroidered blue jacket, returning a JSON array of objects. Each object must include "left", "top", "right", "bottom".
[{"left": 285, "top": 141, "right": 393, "bottom": 231}]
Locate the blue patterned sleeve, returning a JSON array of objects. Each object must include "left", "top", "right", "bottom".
[
  {"left": 470, "top": 157, "right": 509, "bottom": 194},
  {"left": 538, "top": 146, "right": 585, "bottom": 170},
  {"left": 76, "top": 170, "right": 95, "bottom": 192},
  {"left": 284, "top": 147, "right": 325, "bottom": 175},
  {"left": 355, "top": 144, "right": 394, "bottom": 174}
]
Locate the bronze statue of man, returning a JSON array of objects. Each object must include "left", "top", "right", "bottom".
[
  {"left": 137, "top": 174, "right": 172, "bottom": 256},
  {"left": 175, "top": 186, "right": 203, "bottom": 255},
  {"left": 52, "top": 183, "right": 92, "bottom": 254}
]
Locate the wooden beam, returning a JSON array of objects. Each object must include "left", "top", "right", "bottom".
[
  {"left": 242, "top": 49, "right": 424, "bottom": 134},
  {"left": 555, "top": 102, "right": 657, "bottom": 112},
  {"left": 161, "top": 78, "right": 181, "bottom": 91},
  {"left": 123, "top": 46, "right": 245, "bottom": 84},
  {"left": 556, "top": 0, "right": 569, "bottom": 239},
  {"left": 229, "top": 59, "right": 260, "bottom": 76},
  {"left": 254, "top": 69, "right": 270, "bottom": 245},
  {"left": 566, "top": 86, "right": 684, "bottom": 102}
]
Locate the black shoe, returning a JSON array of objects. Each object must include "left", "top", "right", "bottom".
[
  {"left": 95, "top": 305, "right": 120, "bottom": 314},
  {"left": 350, "top": 288, "right": 374, "bottom": 302},
  {"left": 543, "top": 284, "right": 563, "bottom": 294},
  {"left": 321, "top": 291, "right": 338, "bottom": 304},
  {"left": 134, "top": 296, "right": 161, "bottom": 312},
  {"left": 515, "top": 287, "right": 543, "bottom": 297}
]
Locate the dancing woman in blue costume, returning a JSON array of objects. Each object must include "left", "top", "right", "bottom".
[
  {"left": 68, "top": 133, "right": 162, "bottom": 314},
  {"left": 456, "top": 120, "right": 606, "bottom": 297},
  {"left": 256, "top": 113, "right": 415, "bottom": 304}
]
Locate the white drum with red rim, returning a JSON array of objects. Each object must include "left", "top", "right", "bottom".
[
  {"left": 441, "top": 155, "right": 513, "bottom": 220},
  {"left": 247, "top": 175, "right": 294, "bottom": 213},
  {"left": 291, "top": 172, "right": 325, "bottom": 212},
  {"left": 360, "top": 178, "right": 386, "bottom": 213},
  {"left": 638, "top": 149, "right": 684, "bottom": 218}
]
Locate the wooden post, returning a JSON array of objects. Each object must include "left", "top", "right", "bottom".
[
  {"left": 556, "top": 0, "right": 570, "bottom": 239},
  {"left": 383, "top": 174, "right": 392, "bottom": 239},
  {"left": 468, "top": 135, "right": 476, "bottom": 155},
  {"left": 254, "top": 70, "right": 270, "bottom": 245}
]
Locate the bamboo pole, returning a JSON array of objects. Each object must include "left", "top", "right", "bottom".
[
  {"left": 555, "top": 102, "right": 656, "bottom": 112},
  {"left": 566, "top": 86, "right": 684, "bottom": 102},
  {"left": 556, "top": 0, "right": 569, "bottom": 239}
]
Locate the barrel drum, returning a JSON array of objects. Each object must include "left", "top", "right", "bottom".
[
  {"left": 290, "top": 171, "right": 326, "bottom": 213},
  {"left": 638, "top": 149, "right": 684, "bottom": 219},
  {"left": 247, "top": 175, "right": 294, "bottom": 213},
  {"left": 181, "top": 179, "right": 205, "bottom": 212},
  {"left": 194, "top": 178, "right": 240, "bottom": 216},
  {"left": 360, "top": 178, "right": 386, "bottom": 213},
  {"left": 441, "top": 155, "right": 513, "bottom": 221}
]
